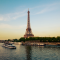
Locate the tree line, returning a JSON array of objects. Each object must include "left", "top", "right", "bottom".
[{"left": 7, "top": 36, "right": 60, "bottom": 42}]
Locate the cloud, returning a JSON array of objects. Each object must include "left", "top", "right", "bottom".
[
  {"left": 13, "top": 13, "right": 26, "bottom": 20},
  {"left": 34, "top": 2, "right": 60, "bottom": 14},
  {"left": 0, "top": 9, "right": 27, "bottom": 21},
  {"left": 36, "top": 7, "right": 56, "bottom": 14},
  {"left": 0, "top": 23, "right": 26, "bottom": 29},
  {"left": 30, "top": 2, "right": 58, "bottom": 10},
  {"left": 0, "top": 17, "right": 3, "bottom": 21},
  {"left": 36, "top": 8, "right": 47, "bottom": 14}
]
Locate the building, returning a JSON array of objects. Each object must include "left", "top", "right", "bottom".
[{"left": 24, "top": 9, "right": 34, "bottom": 38}]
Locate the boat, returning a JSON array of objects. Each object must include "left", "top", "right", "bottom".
[
  {"left": 57, "top": 44, "right": 60, "bottom": 46},
  {"left": 24, "top": 43, "right": 46, "bottom": 46},
  {"left": 2, "top": 43, "right": 16, "bottom": 49},
  {"left": 37, "top": 43, "right": 46, "bottom": 46},
  {"left": 45, "top": 44, "right": 60, "bottom": 48}
]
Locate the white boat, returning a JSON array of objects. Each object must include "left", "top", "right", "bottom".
[
  {"left": 2, "top": 43, "right": 16, "bottom": 49},
  {"left": 37, "top": 43, "right": 46, "bottom": 46}
]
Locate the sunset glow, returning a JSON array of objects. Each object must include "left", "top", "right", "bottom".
[{"left": 0, "top": 0, "right": 60, "bottom": 40}]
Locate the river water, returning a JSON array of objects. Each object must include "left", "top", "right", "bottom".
[{"left": 0, "top": 43, "right": 60, "bottom": 60}]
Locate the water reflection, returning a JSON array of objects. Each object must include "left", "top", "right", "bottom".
[
  {"left": 25, "top": 46, "right": 32, "bottom": 60},
  {"left": 0, "top": 43, "right": 60, "bottom": 60}
]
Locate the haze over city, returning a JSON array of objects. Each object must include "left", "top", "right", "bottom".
[{"left": 0, "top": 0, "right": 60, "bottom": 40}]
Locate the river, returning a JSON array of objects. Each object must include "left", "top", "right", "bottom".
[{"left": 0, "top": 43, "right": 60, "bottom": 60}]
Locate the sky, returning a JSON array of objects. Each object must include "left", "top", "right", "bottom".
[{"left": 0, "top": 0, "right": 60, "bottom": 40}]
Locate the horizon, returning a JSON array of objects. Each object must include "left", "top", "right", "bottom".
[{"left": 0, "top": 0, "right": 60, "bottom": 40}]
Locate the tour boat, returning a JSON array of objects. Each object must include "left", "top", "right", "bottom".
[
  {"left": 2, "top": 43, "right": 16, "bottom": 49},
  {"left": 37, "top": 43, "right": 46, "bottom": 46}
]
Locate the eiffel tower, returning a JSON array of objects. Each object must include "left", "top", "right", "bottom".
[{"left": 24, "top": 9, "right": 34, "bottom": 38}]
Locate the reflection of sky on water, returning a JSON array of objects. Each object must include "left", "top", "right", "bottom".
[
  {"left": 0, "top": 43, "right": 60, "bottom": 60},
  {"left": 31, "top": 46, "right": 60, "bottom": 60}
]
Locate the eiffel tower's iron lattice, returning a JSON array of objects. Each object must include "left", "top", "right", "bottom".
[{"left": 24, "top": 10, "right": 34, "bottom": 38}]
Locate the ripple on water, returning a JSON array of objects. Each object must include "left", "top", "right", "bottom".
[{"left": 0, "top": 43, "right": 60, "bottom": 60}]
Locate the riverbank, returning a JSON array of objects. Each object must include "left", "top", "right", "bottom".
[
  {"left": 22, "top": 42, "right": 60, "bottom": 46},
  {"left": 40, "top": 42, "right": 60, "bottom": 45},
  {"left": 1, "top": 41, "right": 60, "bottom": 45}
]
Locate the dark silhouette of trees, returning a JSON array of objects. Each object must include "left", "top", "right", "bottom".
[
  {"left": 11, "top": 36, "right": 60, "bottom": 42},
  {"left": 13, "top": 39, "right": 19, "bottom": 42},
  {"left": 18, "top": 36, "right": 60, "bottom": 42}
]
